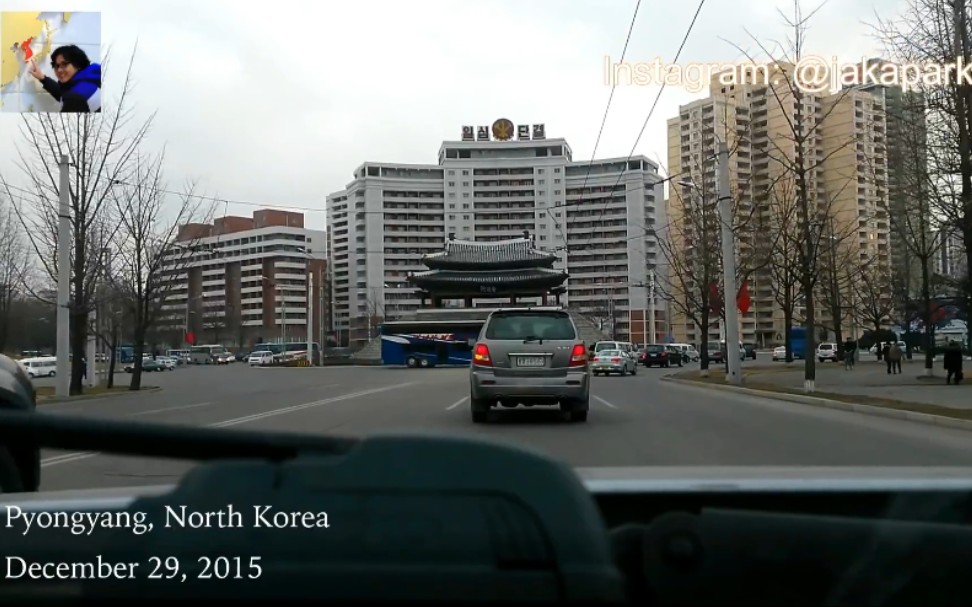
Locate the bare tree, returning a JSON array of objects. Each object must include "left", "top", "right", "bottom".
[
  {"left": 110, "top": 150, "right": 207, "bottom": 390},
  {"left": 876, "top": 0, "right": 972, "bottom": 353},
  {"left": 731, "top": 1, "right": 863, "bottom": 391},
  {"left": 855, "top": 256, "right": 896, "bottom": 340},
  {"left": 816, "top": 216, "right": 865, "bottom": 349},
  {"left": 0, "top": 49, "right": 154, "bottom": 394},
  {"left": 0, "top": 202, "right": 29, "bottom": 352},
  {"left": 656, "top": 95, "right": 761, "bottom": 374},
  {"left": 759, "top": 175, "right": 804, "bottom": 362}
]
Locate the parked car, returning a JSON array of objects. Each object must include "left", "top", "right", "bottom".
[
  {"left": 772, "top": 346, "right": 787, "bottom": 361},
  {"left": 248, "top": 351, "right": 274, "bottom": 367},
  {"left": 124, "top": 358, "right": 168, "bottom": 373},
  {"left": 817, "top": 342, "right": 839, "bottom": 362},
  {"left": 743, "top": 342, "right": 758, "bottom": 359}
]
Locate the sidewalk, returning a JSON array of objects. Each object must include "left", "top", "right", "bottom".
[{"left": 744, "top": 358, "right": 970, "bottom": 409}]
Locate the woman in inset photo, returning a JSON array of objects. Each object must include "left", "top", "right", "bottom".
[{"left": 28, "top": 44, "right": 101, "bottom": 113}]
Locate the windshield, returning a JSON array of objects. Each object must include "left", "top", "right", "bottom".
[{"left": 2, "top": 2, "right": 971, "bottom": 528}]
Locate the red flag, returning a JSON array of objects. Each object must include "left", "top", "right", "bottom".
[
  {"left": 186, "top": 331, "right": 196, "bottom": 346},
  {"left": 737, "top": 281, "right": 751, "bottom": 314}
]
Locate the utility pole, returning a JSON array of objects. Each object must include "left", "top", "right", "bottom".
[
  {"left": 307, "top": 270, "right": 314, "bottom": 365},
  {"left": 718, "top": 142, "right": 742, "bottom": 385},
  {"left": 648, "top": 269, "right": 656, "bottom": 345},
  {"left": 56, "top": 154, "right": 71, "bottom": 398}
]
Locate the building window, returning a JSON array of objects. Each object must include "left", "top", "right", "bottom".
[
  {"left": 462, "top": 192, "right": 469, "bottom": 198},
  {"left": 448, "top": 181, "right": 456, "bottom": 186},
  {"left": 554, "top": 167, "right": 561, "bottom": 173},
  {"left": 462, "top": 169, "right": 469, "bottom": 175}
]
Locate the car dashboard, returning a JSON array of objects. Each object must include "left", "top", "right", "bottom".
[{"left": 2, "top": 411, "right": 972, "bottom": 605}]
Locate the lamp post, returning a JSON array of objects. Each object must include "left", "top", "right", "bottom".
[
  {"left": 649, "top": 268, "right": 656, "bottom": 345},
  {"left": 261, "top": 275, "right": 282, "bottom": 342}
]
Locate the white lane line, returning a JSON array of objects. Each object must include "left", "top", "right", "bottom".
[
  {"left": 41, "top": 452, "right": 98, "bottom": 466},
  {"left": 593, "top": 395, "right": 618, "bottom": 409},
  {"left": 41, "top": 383, "right": 414, "bottom": 467},
  {"left": 128, "top": 402, "right": 213, "bottom": 417},
  {"left": 446, "top": 396, "right": 468, "bottom": 411},
  {"left": 209, "top": 383, "right": 413, "bottom": 428}
]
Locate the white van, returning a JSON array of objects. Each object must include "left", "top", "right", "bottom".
[{"left": 20, "top": 357, "right": 57, "bottom": 379}]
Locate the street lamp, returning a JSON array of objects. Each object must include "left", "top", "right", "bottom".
[{"left": 261, "top": 275, "right": 284, "bottom": 341}]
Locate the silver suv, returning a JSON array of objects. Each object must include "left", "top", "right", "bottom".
[{"left": 469, "top": 307, "right": 590, "bottom": 424}]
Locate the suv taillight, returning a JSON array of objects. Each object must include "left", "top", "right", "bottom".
[
  {"left": 569, "top": 344, "right": 588, "bottom": 367},
  {"left": 473, "top": 343, "right": 492, "bottom": 366}
]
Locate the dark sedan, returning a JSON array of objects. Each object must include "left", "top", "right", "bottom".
[{"left": 642, "top": 344, "right": 671, "bottom": 367}]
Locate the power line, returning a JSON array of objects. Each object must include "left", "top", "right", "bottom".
[
  {"left": 550, "top": 0, "right": 643, "bottom": 245},
  {"left": 0, "top": 179, "right": 325, "bottom": 214},
  {"left": 572, "top": 0, "right": 708, "bottom": 256}
]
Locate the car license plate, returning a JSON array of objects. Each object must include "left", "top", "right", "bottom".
[{"left": 516, "top": 356, "right": 546, "bottom": 367}]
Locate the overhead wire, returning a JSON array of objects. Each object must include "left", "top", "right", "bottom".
[{"left": 572, "top": 0, "right": 708, "bottom": 256}]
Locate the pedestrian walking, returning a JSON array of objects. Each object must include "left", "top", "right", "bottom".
[
  {"left": 883, "top": 343, "right": 892, "bottom": 374},
  {"left": 888, "top": 343, "right": 903, "bottom": 375},
  {"left": 843, "top": 338, "right": 856, "bottom": 370},
  {"left": 944, "top": 341, "right": 964, "bottom": 385}
]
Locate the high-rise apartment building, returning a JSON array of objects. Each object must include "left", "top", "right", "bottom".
[
  {"left": 666, "top": 64, "right": 892, "bottom": 347},
  {"left": 158, "top": 210, "right": 328, "bottom": 348},
  {"left": 326, "top": 120, "right": 666, "bottom": 347}
]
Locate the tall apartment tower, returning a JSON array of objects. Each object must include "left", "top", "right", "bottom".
[{"left": 667, "top": 65, "right": 891, "bottom": 347}]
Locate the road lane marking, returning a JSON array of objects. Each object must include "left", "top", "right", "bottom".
[
  {"left": 209, "top": 383, "right": 413, "bottom": 428},
  {"left": 593, "top": 395, "right": 618, "bottom": 409},
  {"left": 128, "top": 402, "right": 213, "bottom": 417},
  {"left": 42, "top": 452, "right": 98, "bottom": 466},
  {"left": 41, "top": 383, "right": 415, "bottom": 467},
  {"left": 446, "top": 397, "right": 468, "bottom": 410}
]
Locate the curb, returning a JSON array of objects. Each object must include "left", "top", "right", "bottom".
[
  {"left": 37, "top": 386, "right": 162, "bottom": 404},
  {"left": 662, "top": 376, "right": 972, "bottom": 433}
]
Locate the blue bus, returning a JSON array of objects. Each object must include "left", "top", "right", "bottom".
[
  {"left": 788, "top": 326, "right": 807, "bottom": 359},
  {"left": 380, "top": 320, "right": 485, "bottom": 368}
]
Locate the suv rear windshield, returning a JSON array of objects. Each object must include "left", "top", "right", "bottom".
[
  {"left": 646, "top": 345, "right": 665, "bottom": 352},
  {"left": 485, "top": 312, "right": 577, "bottom": 340}
]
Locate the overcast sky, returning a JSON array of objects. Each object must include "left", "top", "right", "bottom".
[{"left": 0, "top": 0, "right": 906, "bottom": 231}]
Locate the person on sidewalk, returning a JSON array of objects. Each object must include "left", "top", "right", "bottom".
[
  {"left": 944, "top": 341, "right": 964, "bottom": 385},
  {"left": 883, "top": 343, "right": 892, "bottom": 374},
  {"left": 843, "top": 338, "right": 856, "bottom": 370},
  {"left": 888, "top": 343, "right": 903, "bottom": 375}
]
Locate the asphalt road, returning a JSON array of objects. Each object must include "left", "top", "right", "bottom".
[{"left": 34, "top": 360, "right": 972, "bottom": 492}]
